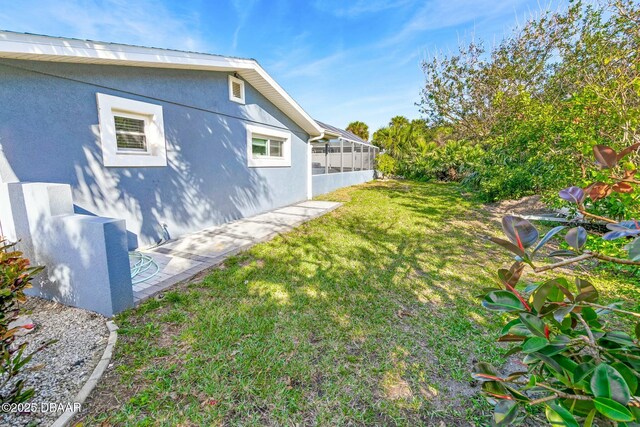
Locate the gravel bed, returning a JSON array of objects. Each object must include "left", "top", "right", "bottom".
[{"left": 0, "top": 297, "right": 108, "bottom": 427}]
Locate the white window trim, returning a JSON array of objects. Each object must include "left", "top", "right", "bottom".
[
  {"left": 96, "top": 93, "right": 167, "bottom": 167},
  {"left": 228, "top": 75, "right": 245, "bottom": 104},
  {"left": 246, "top": 124, "right": 291, "bottom": 168}
]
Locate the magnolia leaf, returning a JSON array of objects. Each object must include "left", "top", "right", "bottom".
[
  {"left": 504, "top": 371, "right": 528, "bottom": 382},
  {"left": 574, "top": 363, "right": 596, "bottom": 383},
  {"left": 585, "top": 182, "right": 612, "bottom": 201},
  {"left": 548, "top": 250, "right": 577, "bottom": 258},
  {"left": 474, "top": 362, "right": 499, "bottom": 377},
  {"left": 583, "top": 409, "right": 596, "bottom": 427},
  {"left": 529, "top": 352, "right": 564, "bottom": 373},
  {"left": 494, "top": 400, "right": 519, "bottom": 426},
  {"left": 565, "top": 227, "right": 587, "bottom": 251},
  {"left": 534, "top": 278, "right": 573, "bottom": 312},
  {"left": 502, "top": 216, "right": 539, "bottom": 249},
  {"left": 553, "top": 305, "right": 574, "bottom": 323},
  {"left": 533, "top": 282, "right": 564, "bottom": 312},
  {"left": 501, "top": 318, "right": 522, "bottom": 335},
  {"left": 503, "top": 345, "right": 523, "bottom": 357},
  {"left": 522, "top": 336, "right": 548, "bottom": 353},
  {"left": 612, "top": 182, "right": 634, "bottom": 193},
  {"left": 546, "top": 402, "right": 580, "bottom": 427},
  {"left": 483, "top": 291, "right": 525, "bottom": 312},
  {"left": 498, "top": 334, "right": 526, "bottom": 342},
  {"left": 593, "top": 397, "right": 635, "bottom": 422},
  {"left": 559, "top": 187, "right": 585, "bottom": 205},
  {"left": 603, "top": 221, "right": 640, "bottom": 241},
  {"left": 482, "top": 380, "right": 510, "bottom": 399},
  {"left": 575, "top": 278, "right": 598, "bottom": 303},
  {"left": 593, "top": 145, "right": 618, "bottom": 169},
  {"left": 591, "top": 364, "right": 631, "bottom": 405},
  {"left": 617, "top": 142, "right": 640, "bottom": 161},
  {"left": 497, "top": 263, "right": 525, "bottom": 288},
  {"left": 489, "top": 236, "right": 525, "bottom": 257},
  {"left": 519, "top": 313, "right": 547, "bottom": 338},
  {"left": 625, "top": 237, "right": 640, "bottom": 261},
  {"left": 539, "top": 302, "right": 564, "bottom": 316},
  {"left": 532, "top": 226, "right": 567, "bottom": 254},
  {"left": 611, "top": 363, "right": 638, "bottom": 395}
]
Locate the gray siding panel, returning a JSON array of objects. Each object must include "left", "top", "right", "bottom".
[{"left": 0, "top": 59, "right": 310, "bottom": 247}]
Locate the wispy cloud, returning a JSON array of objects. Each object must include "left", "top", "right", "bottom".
[
  {"left": 231, "top": 0, "right": 259, "bottom": 50},
  {"left": 313, "top": 0, "right": 413, "bottom": 18},
  {"left": 280, "top": 51, "right": 347, "bottom": 79},
  {"left": 380, "top": 0, "right": 528, "bottom": 47},
  {"left": 0, "top": 0, "right": 206, "bottom": 51}
]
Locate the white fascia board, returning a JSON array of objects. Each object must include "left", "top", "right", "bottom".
[
  {"left": 243, "top": 64, "right": 323, "bottom": 136},
  {"left": 0, "top": 31, "right": 254, "bottom": 71},
  {"left": 0, "top": 31, "right": 323, "bottom": 136}
]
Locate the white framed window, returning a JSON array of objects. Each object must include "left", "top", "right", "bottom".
[
  {"left": 246, "top": 124, "right": 291, "bottom": 168},
  {"left": 228, "top": 75, "right": 245, "bottom": 104},
  {"left": 96, "top": 93, "right": 167, "bottom": 167}
]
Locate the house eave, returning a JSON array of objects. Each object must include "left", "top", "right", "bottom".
[{"left": 0, "top": 31, "right": 323, "bottom": 136}]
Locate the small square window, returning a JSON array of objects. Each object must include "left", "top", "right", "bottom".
[
  {"left": 251, "top": 136, "right": 284, "bottom": 159},
  {"left": 96, "top": 93, "right": 167, "bottom": 167},
  {"left": 228, "top": 75, "right": 245, "bottom": 104},
  {"left": 246, "top": 125, "right": 291, "bottom": 167},
  {"left": 114, "top": 115, "right": 147, "bottom": 151},
  {"left": 251, "top": 137, "right": 268, "bottom": 157},
  {"left": 269, "top": 140, "right": 283, "bottom": 157}
]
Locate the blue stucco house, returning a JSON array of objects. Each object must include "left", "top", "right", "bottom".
[{"left": 0, "top": 31, "right": 378, "bottom": 315}]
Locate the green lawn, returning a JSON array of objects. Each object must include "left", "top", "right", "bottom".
[{"left": 81, "top": 180, "right": 639, "bottom": 426}]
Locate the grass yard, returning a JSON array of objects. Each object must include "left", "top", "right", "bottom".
[{"left": 81, "top": 180, "right": 640, "bottom": 426}]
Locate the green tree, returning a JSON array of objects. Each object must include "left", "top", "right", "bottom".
[
  {"left": 345, "top": 121, "right": 370, "bottom": 141},
  {"left": 416, "top": 0, "right": 640, "bottom": 209}
]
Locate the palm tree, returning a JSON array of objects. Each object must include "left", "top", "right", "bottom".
[{"left": 346, "top": 121, "right": 370, "bottom": 141}]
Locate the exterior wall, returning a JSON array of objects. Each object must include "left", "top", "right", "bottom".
[
  {"left": 312, "top": 170, "right": 375, "bottom": 197},
  {"left": 0, "top": 59, "right": 310, "bottom": 248},
  {"left": 0, "top": 182, "right": 133, "bottom": 316}
]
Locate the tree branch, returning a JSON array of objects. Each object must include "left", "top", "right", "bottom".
[
  {"left": 582, "top": 302, "right": 640, "bottom": 319},
  {"left": 532, "top": 251, "right": 640, "bottom": 273},
  {"left": 593, "top": 252, "right": 640, "bottom": 266},
  {"left": 577, "top": 208, "right": 618, "bottom": 224},
  {"left": 533, "top": 253, "right": 594, "bottom": 272}
]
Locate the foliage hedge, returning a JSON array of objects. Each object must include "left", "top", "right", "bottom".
[{"left": 372, "top": 0, "right": 639, "bottom": 219}]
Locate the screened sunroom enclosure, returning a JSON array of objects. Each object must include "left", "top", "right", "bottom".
[
  {"left": 310, "top": 121, "right": 379, "bottom": 197},
  {"left": 311, "top": 139, "right": 378, "bottom": 175}
]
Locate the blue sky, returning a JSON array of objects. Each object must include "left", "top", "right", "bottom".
[{"left": 0, "top": 0, "right": 566, "bottom": 132}]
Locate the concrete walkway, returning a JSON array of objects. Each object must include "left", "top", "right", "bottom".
[{"left": 132, "top": 200, "right": 342, "bottom": 303}]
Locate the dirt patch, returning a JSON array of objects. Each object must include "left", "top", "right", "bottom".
[{"left": 485, "top": 195, "right": 553, "bottom": 222}]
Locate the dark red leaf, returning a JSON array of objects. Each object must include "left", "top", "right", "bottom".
[
  {"left": 593, "top": 145, "right": 618, "bottom": 169},
  {"left": 617, "top": 142, "right": 640, "bottom": 161},
  {"left": 612, "top": 182, "right": 634, "bottom": 193},
  {"left": 585, "top": 182, "right": 612, "bottom": 201}
]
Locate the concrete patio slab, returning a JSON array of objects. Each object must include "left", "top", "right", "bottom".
[
  {"left": 296, "top": 200, "right": 341, "bottom": 210},
  {"left": 132, "top": 200, "right": 342, "bottom": 302}
]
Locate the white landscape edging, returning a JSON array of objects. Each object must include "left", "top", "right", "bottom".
[{"left": 51, "top": 320, "right": 119, "bottom": 427}]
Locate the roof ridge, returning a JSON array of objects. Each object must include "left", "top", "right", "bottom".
[{"left": 0, "top": 29, "right": 255, "bottom": 62}]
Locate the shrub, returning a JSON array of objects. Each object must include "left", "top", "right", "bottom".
[
  {"left": 0, "top": 238, "right": 46, "bottom": 404},
  {"left": 375, "top": 153, "right": 397, "bottom": 177},
  {"left": 413, "top": 0, "right": 640, "bottom": 214},
  {"left": 476, "top": 143, "right": 640, "bottom": 425}
]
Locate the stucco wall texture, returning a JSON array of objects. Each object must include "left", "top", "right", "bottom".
[
  {"left": 312, "top": 170, "right": 375, "bottom": 197},
  {"left": 0, "top": 59, "right": 311, "bottom": 248}
]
